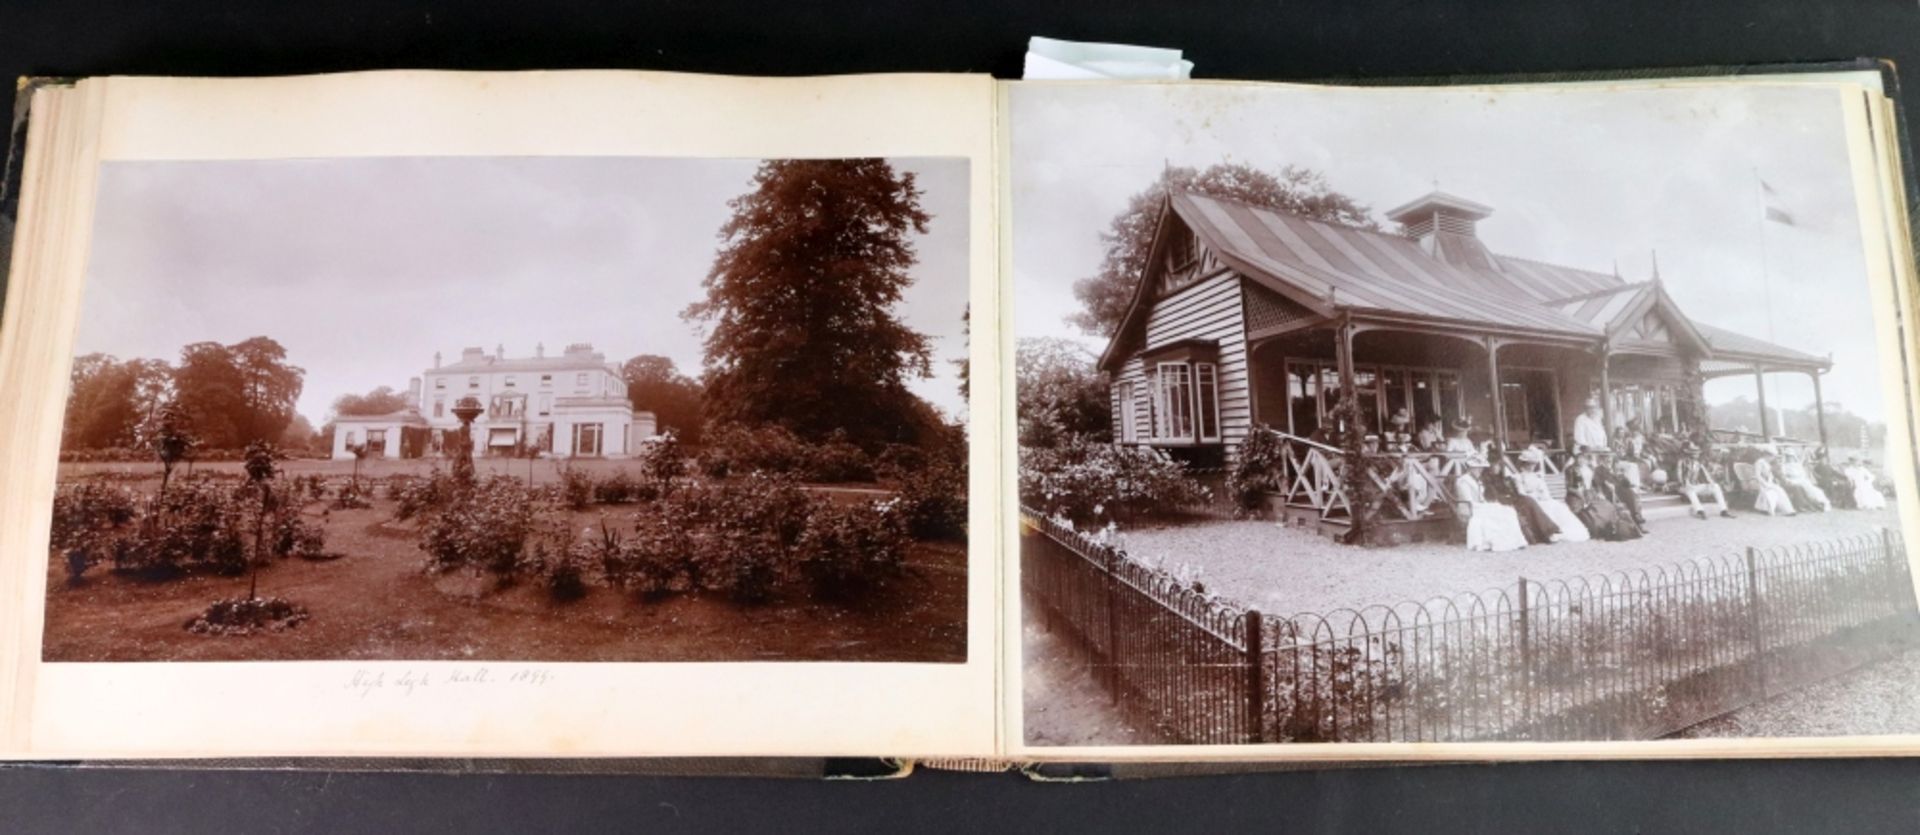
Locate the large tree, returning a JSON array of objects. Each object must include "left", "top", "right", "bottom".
[
  {"left": 1070, "top": 163, "right": 1377, "bottom": 337},
  {"left": 1016, "top": 337, "right": 1111, "bottom": 448},
  {"left": 172, "top": 338, "right": 304, "bottom": 449},
  {"left": 63, "top": 354, "right": 173, "bottom": 449},
  {"left": 621, "top": 355, "right": 705, "bottom": 444},
  {"left": 686, "top": 159, "right": 936, "bottom": 446}
]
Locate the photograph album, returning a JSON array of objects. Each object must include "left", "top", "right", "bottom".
[{"left": 0, "top": 68, "right": 1916, "bottom": 764}]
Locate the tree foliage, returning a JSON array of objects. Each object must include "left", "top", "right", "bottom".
[
  {"left": 64, "top": 354, "right": 173, "bottom": 449},
  {"left": 63, "top": 337, "right": 304, "bottom": 451},
  {"left": 1070, "top": 163, "right": 1377, "bottom": 337},
  {"left": 170, "top": 338, "right": 305, "bottom": 449},
  {"left": 331, "top": 385, "right": 411, "bottom": 418},
  {"left": 686, "top": 159, "right": 936, "bottom": 447},
  {"left": 621, "top": 354, "right": 705, "bottom": 445},
  {"left": 1016, "top": 337, "right": 1111, "bottom": 448}
]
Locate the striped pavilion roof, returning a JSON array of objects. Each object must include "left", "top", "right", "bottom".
[
  {"left": 1693, "top": 321, "right": 1827, "bottom": 366},
  {"left": 1165, "top": 191, "right": 1829, "bottom": 370},
  {"left": 1170, "top": 192, "right": 1601, "bottom": 338},
  {"left": 1546, "top": 281, "right": 1656, "bottom": 331}
]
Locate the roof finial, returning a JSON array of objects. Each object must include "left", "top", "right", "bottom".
[
  {"left": 1431, "top": 175, "right": 1441, "bottom": 192},
  {"left": 1612, "top": 258, "right": 1621, "bottom": 280},
  {"left": 1649, "top": 249, "right": 1662, "bottom": 285}
]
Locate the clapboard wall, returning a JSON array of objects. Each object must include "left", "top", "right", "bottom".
[{"left": 1109, "top": 269, "right": 1253, "bottom": 459}]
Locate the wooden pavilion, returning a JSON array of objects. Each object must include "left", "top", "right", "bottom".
[{"left": 1098, "top": 189, "right": 1833, "bottom": 540}]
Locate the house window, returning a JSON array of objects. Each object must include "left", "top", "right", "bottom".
[
  {"left": 434, "top": 378, "right": 446, "bottom": 390},
  {"left": 505, "top": 376, "right": 516, "bottom": 387},
  {"left": 572, "top": 422, "right": 603, "bottom": 457},
  {"left": 541, "top": 374, "right": 552, "bottom": 386},
  {"left": 433, "top": 397, "right": 444, "bottom": 418},
  {"left": 575, "top": 372, "right": 589, "bottom": 387},
  {"left": 537, "top": 393, "right": 551, "bottom": 416},
  {"left": 1196, "top": 363, "right": 1220, "bottom": 442},
  {"left": 467, "top": 376, "right": 479, "bottom": 389},
  {"left": 1152, "top": 363, "right": 1195, "bottom": 441},
  {"left": 366, "top": 429, "right": 387, "bottom": 456},
  {"left": 1119, "top": 383, "right": 1140, "bottom": 443}
]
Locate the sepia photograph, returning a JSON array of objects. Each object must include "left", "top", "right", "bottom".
[
  {"left": 1010, "top": 83, "right": 1920, "bottom": 746},
  {"left": 43, "top": 154, "right": 971, "bottom": 664}
]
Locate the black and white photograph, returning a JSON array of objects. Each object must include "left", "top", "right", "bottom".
[
  {"left": 1011, "top": 82, "right": 1920, "bottom": 746},
  {"left": 43, "top": 154, "right": 971, "bottom": 664}
]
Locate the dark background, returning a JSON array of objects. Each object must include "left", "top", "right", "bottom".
[{"left": 5, "top": 0, "right": 1920, "bottom": 831}]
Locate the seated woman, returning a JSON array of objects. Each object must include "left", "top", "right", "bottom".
[
  {"left": 1444, "top": 418, "right": 1477, "bottom": 455},
  {"left": 1776, "top": 448, "right": 1832, "bottom": 513},
  {"left": 1812, "top": 447, "right": 1856, "bottom": 509},
  {"left": 1416, "top": 418, "right": 1447, "bottom": 452},
  {"left": 1454, "top": 455, "right": 1528, "bottom": 552},
  {"left": 1515, "top": 445, "right": 1591, "bottom": 542},
  {"left": 1846, "top": 456, "right": 1890, "bottom": 510},
  {"left": 1749, "top": 453, "right": 1798, "bottom": 517},
  {"left": 1482, "top": 458, "right": 1558, "bottom": 544},
  {"left": 1568, "top": 453, "right": 1643, "bottom": 541}
]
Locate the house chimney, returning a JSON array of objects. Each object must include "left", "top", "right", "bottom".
[
  {"left": 433, "top": 351, "right": 442, "bottom": 369},
  {"left": 461, "top": 346, "right": 485, "bottom": 363},
  {"left": 496, "top": 343, "right": 505, "bottom": 360},
  {"left": 536, "top": 341, "right": 546, "bottom": 358},
  {"left": 1383, "top": 190, "right": 1500, "bottom": 272},
  {"left": 408, "top": 377, "right": 422, "bottom": 409}
]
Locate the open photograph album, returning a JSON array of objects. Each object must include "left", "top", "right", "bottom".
[{"left": 0, "top": 68, "right": 1917, "bottom": 765}]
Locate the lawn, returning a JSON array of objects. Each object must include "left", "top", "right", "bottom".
[
  {"left": 42, "top": 468, "right": 968, "bottom": 663},
  {"left": 1109, "top": 507, "right": 1906, "bottom": 616}
]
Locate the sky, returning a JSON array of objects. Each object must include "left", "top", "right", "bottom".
[
  {"left": 1008, "top": 82, "right": 1889, "bottom": 422},
  {"left": 77, "top": 156, "right": 971, "bottom": 428}
]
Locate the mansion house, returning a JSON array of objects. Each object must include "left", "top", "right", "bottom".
[{"left": 331, "top": 342, "right": 656, "bottom": 460}]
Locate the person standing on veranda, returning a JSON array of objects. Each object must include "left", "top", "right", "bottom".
[{"left": 1572, "top": 397, "right": 1610, "bottom": 454}]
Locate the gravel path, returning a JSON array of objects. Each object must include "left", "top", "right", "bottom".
[
  {"left": 1112, "top": 509, "right": 1904, "bottom": 616},
  {"left": 1020, "top": 619, "right": 1154, "bottom": 747},
  {"left": 1674, "top": 650, "right": 1920, "bottom": 738}
]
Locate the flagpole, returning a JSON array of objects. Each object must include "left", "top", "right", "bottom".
[{"left": 1752, "top": 167, "right": 1780, "bottom": 437}]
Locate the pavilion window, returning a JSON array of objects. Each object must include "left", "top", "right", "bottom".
[
  {"left": 1195, "top": 363, "right": 1221, "bottom": 442},
  {"left": 1283, "top": 360, "right": 1464, "bottom": 438},
  {"left": 1118, "top": 382, "right": 1140, "bottom": 443},
  {"left": 1152, "top": 362, "right": 1195, "bottom": 440}
]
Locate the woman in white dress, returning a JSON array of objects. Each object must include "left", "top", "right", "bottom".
[
  {"left": 1776, "top": 448, "right": 1832, "bottom": 512},
  {"left": 1749, "top": 454, "right": 1797, "bottom": 516},
  {"left": 1515, "top": 446, "right": 1591, "bottom": 543},
  {"left": 1454, "top": 455, "right": 1528, "bottom": 552},
  {"left": 1846, "top": 456, "right": 1889, "bottom": 510}
]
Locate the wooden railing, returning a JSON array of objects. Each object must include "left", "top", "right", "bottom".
[{"left": 1260, "top": 430, "right": 1475, "bottom": 523}]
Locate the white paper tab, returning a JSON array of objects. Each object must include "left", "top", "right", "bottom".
[{"left": 1022, "top": 36, "right": 1194, "bottom": 80}]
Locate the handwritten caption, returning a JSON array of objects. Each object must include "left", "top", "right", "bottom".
[{"left": 345, "top": 666, "right": 554, "bottom": 698}]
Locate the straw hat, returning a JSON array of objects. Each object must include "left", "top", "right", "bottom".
[
  {"left": 1518, "top": 446, "right": 1547, "bottom": 465},
  {"left": 1389, "top": 408, "right": 1411, "bottom": 426}
]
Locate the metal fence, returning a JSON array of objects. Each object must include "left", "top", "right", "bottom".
[{"left": 1021, "top": 508, "right": 1920, "bottom": 744}]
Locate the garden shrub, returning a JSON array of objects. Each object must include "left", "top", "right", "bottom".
[
  {"left": 592, "top": 469, "right": 647, "bottom": 504},
  {"left": 895, "top": 458, "right": 967, "bottom": 541},
  {"left": 795, "top": 500, "right": 911, "bottom": 603},
  {"left": 559, "top": 466, "right": 595, "bottom": 511},
  {"left": 419, "top": 476, "right": 537, "bottom": 586},
  {"left": 390, "top": 469, "right": 457, "bottom": 521},
  {"left": 639, "top": 430, "right": 687, "bottom": 485},
  {"left": 330, "top": 479, "right": 372, "bottom": 510},
  {"left": 1228, "top": 425, "right": 1290, "bottom": 511},
  {"left": 1019, "top": 433, "right": 1210, "bottom": 526},
  {"left": 872, "top": 442, "right": 928, "bottom": 482},
  {"left": 806, "top": 430, "right": 876, "bottom": 483}
]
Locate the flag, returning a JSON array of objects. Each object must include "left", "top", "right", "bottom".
[{"left": 1760, "top": 179, "right": 1795, "bottom": 226}]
